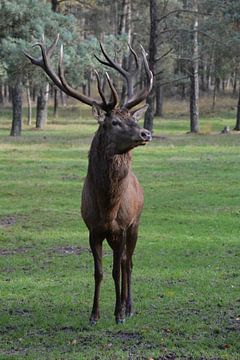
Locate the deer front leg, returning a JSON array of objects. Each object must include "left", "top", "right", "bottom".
[
  {"left": 89, "top": 231, "right": 104, "bottom": 325},
  {"left": 125, "top": 224, "right": 138, "bottom": 317},
  {"left": 121, "top": 253, "right": 128, "bottom": 313},
  {"left": 112, "top": 246, "right": 126, "bottom": 324},
  {"left": 107, "top": 231, "right": 126, "bottom": 323}
]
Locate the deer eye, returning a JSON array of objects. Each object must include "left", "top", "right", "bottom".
[{"left": 112, "top": 119, "right": 120, "bottom": 126}]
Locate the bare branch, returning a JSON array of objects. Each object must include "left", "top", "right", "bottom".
[
  {"left": 155, "top": 48, "right": 173, "bottom": 62},
  {"left": 157, "top": 9, "right": 210, "bottom": 23},
  {"left": 157, "top": 76, "right": 189, "bottom": 87}
]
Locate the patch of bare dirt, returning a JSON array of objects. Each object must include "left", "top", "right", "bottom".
[
  {"left": 152, "top": 135, "right": 167, "bottom": 141},
  {"left": 0, "top": 215, "right": 17, "bottom": 228},
  {"left": 61, "top": 175, "right": 80, "bottom": 181},
  {"left": 0, "top": 248, "right": 28, "bottom": 256},
  {"left": 51, "top": 246, "right": 91, "bottom": 255}
]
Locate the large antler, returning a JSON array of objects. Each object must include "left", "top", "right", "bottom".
[
  {"left": 24, "top": 34, "right": 118, "bottom": 112},
  {"left": 95, "top": 43, "right": 153, "bottom": 110}
]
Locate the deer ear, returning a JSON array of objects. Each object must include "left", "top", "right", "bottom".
[
  {"left": 131, "top": 104, "right": 149, "bottom": 122},
  {"left": 92, "top": 102, "right": 106, "bottom": 124}
]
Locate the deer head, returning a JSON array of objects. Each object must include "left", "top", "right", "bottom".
[{"left": 24, "top": 34, "right": 153, "bottom": 154}]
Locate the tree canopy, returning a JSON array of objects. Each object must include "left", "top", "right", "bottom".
[{"left": 0, "top": 0, "right": 239, "bottom": 135}]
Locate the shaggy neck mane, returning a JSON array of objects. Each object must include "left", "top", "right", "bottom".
[{"left": 88, "top": 127, "right": 132, "bottom": 207}]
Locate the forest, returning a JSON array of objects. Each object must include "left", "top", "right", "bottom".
[{"left": 0, "top": 0, "right": 240, "bottom": 135}]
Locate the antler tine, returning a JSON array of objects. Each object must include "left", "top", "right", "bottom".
[
  {"left": 58, "top": 44, "right": 97, "bottom": 106},
  {"left": 26, "top": 42, "right": 68, "bottom": 94},
  {"left": 96, "top": 42, "right": 134, "bottom": 99},
  {"left": 98, "top": 42, "right": 128, "bottom": 78},
  {"left": 25, "top": 34, "right": 115, "bottom": 110},
  {"left": 105, "top": 72, "right": 118, "bottom": 110},
  {"left": 23, "top": 49, "right": 42, "bottom": 67},
  {"left": 128, "top": 43, "right": 140, "bottom": 72},
  {"left": 24, "top": 35, "right": 70, "bottom": 92},
  {"left": 140, "top": 44, "right": 153, "bottom": 91},
  {"left": 94, "top": 70, "right": 107, "bottom": 108},
  {"left": 46, "top": 33, "right": 59, "bottom": 57},
  {"left": 123, "top": 45, "right": 153, "bottom": 110}
]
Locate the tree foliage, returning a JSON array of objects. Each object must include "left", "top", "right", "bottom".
[{"left": 0, "top": 0, "right": 240, "bottom": 134}]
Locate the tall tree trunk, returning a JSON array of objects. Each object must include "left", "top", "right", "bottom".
[
  {"left": 232, "top": 71, "right": 238, "bottom": 96},
  {"left": 82, "top": 84, "right": 87, "bottom": 95},
  {"left": 155, "top": 84, "right": 164, "bottom": 117},
  {"left": 36, "top": 83, "right": 49, "bottom": 129},
  {"left": 212, "top": 78, "right": 217, "bottom": 111},
  {"left": 60, "top": 91, "right": 67, "bottom": 107},
  {"left": 144, "top": 93, "right": 155, "bottom": 132},
  {"left": 0, "top": 82, "right": 3, "bottom": 105},
  {"left": 189, "top": 0, "right": 199, "bottom": 133},
  {"left": 234, "top": 87, "right": 240, "bottom": 131},
  {"left": 118, "top": 0, "right": 131, "bottom": 37},
  {"left": 51, "top": 0, "right": 59, "bottom": 12},
  {"left": 4, "top": 83, "right": 8, "bottom": 101},
  {"left": 222, "top": 79, "right": 225, "bottom": 93},
  {"left": 26, "top": 83, "right": 32, "bottom": 125},
  {"left": 32, "top": 86, "right": 36, "bottom": 102},
  {"left": 181, "top": 83, "right": 186, "bottom": 99},
  {"left": 215, "top": 75, "right": 220, "bottom": 92},
  {"left": 8, "top": 85, "right": 12, "bottom": 103},
  {"left": 10, "top": 81, "right": 22, "bottom": 136},
  {"left": 87, "top": 73, "right": 91, "bottom": 97},
  {"left": 118, "top": 0, "right": 132, "bottom": 106},
  {"left": 53, "top": 88, "right": 58, "bottom": 117},
  {"left": 144, "top": 0, "right": 157, "bottom": 132}
]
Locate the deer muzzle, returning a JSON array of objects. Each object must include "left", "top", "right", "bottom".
[{"left": 139, "top": 128, "right": 152, "bottom": 143}]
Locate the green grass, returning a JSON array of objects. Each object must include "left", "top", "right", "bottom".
[{"left": 0, "top": 103, "right": 240, "bottom": 359}]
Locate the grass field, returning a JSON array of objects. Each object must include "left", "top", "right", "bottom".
[{"left": 0, "top": 100, "right": 240, "bottom": 359}]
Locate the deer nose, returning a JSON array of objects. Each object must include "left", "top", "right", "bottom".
[{"left": 140, "top": 129, "right": 152, "bottom": 142}]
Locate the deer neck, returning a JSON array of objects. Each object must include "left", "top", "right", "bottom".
[{"left": 88, "top": 130, "right": 132, "bottom": 205}]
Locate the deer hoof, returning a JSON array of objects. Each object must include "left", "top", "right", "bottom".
[
  {"left": 90, "top": 318, "right": 98, "bottom": 326},
  {"left": 126, "top": 311, "right": 133, "bottom": 318},
  {"left": 116, "top": 317, "right": 125, "bottom": 324}
]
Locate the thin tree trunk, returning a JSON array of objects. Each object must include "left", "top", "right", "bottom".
[
  {"left": 145, "top": 92, "right": 155, "bottom": 132},
  {"left": 10, "top": 81, "right": 22, "bottom": 136},
  {"left": 212, "top": 77, "right": 217, "bottom": 111},
  {"left": 60, "top": 91, "right": 67, "bottom": 107},
  {"left": 181, "top": 83, "right": 186, "bottom": 99},
  {"left": 4, "top": 83, "right": 8, "bottom": 100},
  {"left": 189, "top": 0, "right": 199, "bottom": 133},
  {"left": 118, "top": 0, "right": 131, "bottom": 36},
  {"left": 155, "top": 84, "right": 164, "bottom": 117},
  {"left": 118, "top": 0, "right": 132, "bottom": 106},
  {"left": 222, "top": 79, "right": 225, "bottom": 93},
  {"left": 234, "top": 87, "right": 240, "bottom": 131},
  {"left": 32, "top": 86, "right": 36, "bottom": 102},
  {"left": 144, "top": 0, "right": 157, "bottom": 132},
  {"left": 36, "top": 83, "right": 49, "bottom": 129},
  {"left": 82, "top": 84, "right": 87, "bottom": 95},
  {"left": 201, "top": 61, "right": 208, "bottom": 92},
  {"left": 87, "top": 73, "right": 91, "bottom": 97},
  {"left": 215, "top": 75, "right": 220, "bottom": 92},
  {"left": 0, "top": 82, "right": 3, "bottom": 105},
  {"left": 232, "top": 71, "right": 238, "bottom": 96},
  {"left": 27, "top": 84, "right": 32, "bottom": 125},
  {"left": 51, "top": 0, "right": 59, "bottom": 12},
  {"left": 53, "top": 88, "right": 58, "bottom": 117},
  {"left": 8, "top": 85, "right": 12, "bottom": 103}
]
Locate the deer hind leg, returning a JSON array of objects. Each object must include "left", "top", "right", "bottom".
[
  {"left": 125, "top": 224, "right": 139, "bottom": 317},
  {"left": 89, "top": 231, "right": 104, "bottom": 325}
]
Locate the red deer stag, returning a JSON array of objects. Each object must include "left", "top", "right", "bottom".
[{"left": 25, "top": 35, "right": 153, "bottom": 324}]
